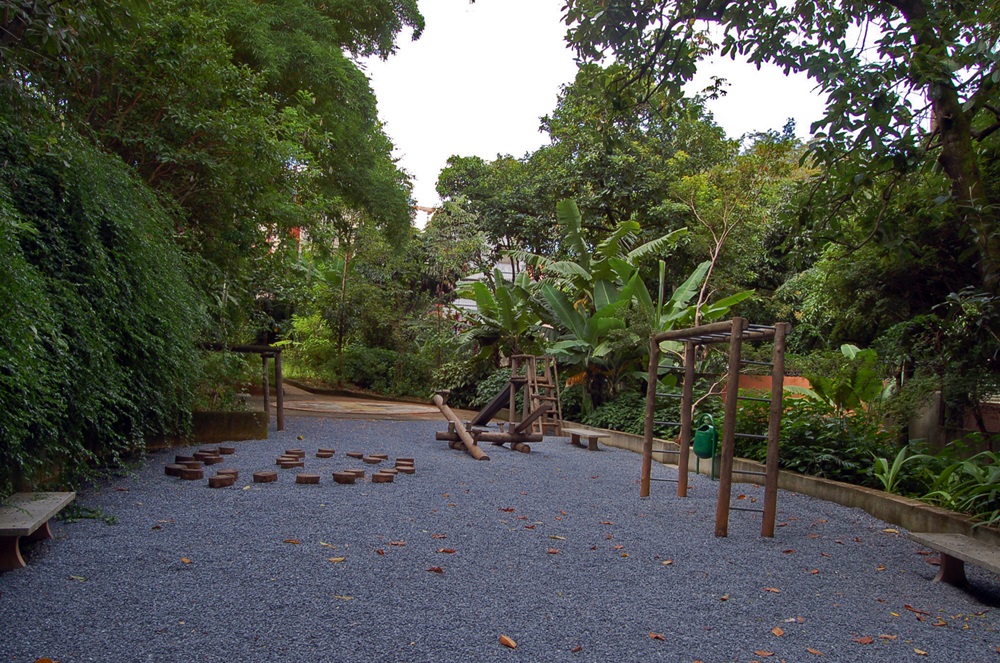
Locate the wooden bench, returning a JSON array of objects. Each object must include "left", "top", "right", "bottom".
[
  {"left": 908, "top": 531, "right": 1000, "bottom": 587},
  {"left": 0, "top": 492, "right": 75, "bottom": 571},
  {"left": 562, "top": 427, "right": 610, "bottom": 451}
]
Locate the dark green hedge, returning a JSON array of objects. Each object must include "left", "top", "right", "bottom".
[{"left": 0, "top": 92, "right": 202, "bottom": 497}]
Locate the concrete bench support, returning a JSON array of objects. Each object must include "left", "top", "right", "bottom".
[
  {"left": 562, "top": 427, "right": 610, "bottom": 451},
  {"left": 0, "top": 492, "right": 76, "bottom": 571},
  {"left": 908, "top": 531, "right": 1000, "bottom": 587}
]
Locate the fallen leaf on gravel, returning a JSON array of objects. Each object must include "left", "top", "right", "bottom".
[
  {"left": 820, "top": 552, "right": 831, "bottom": 558},
  {"left": 180, "top": 558, "right": 192, "bottom": 564},
  {"left": 879, "top": 635, "right": 897, "bottom": 640},
  {"left": 605, "top": 533, "right": 613, "bottom": 540},
  {"left": 69, "top": 576, "right": 86, "bottom": 582},
  {"left": 524, "top": 525, "right": 536, "bottom": 530},
  {"left": 376, "top": 549, "right": 385, "bottom": 556},
  {"left": 427, "top": 566, "right": 444, "bottom": 574},
  {"left": 333, "top": 595, "right": 353, "bottom": 600},
  {"left": 883, "top": 528, "right": 899, "bottom": 534},
  {"left": 807, "top": 534, "right": 820, "bottom": 539},
  {"left": 499, "top": 635, "right": 517, "bottom": 649},
  {"left": 151, "top": 525, "right": 162, "bottom": 531},
  {"left": 806, "top": 647, "right": 824, "bottom": 656},
  {"left": 853, "top": 636, "right": 873, "bottom": 644},
  {"left": 613, "top": 545, "right": 625, "bottom": 550},
  {"left": 782, "top": 549, "right": 795, "bottom": 554},
  {"left": 547, "top": 548, "right": 560, "bottom": 554},
  {"left": 621, "top": 553, "right": 630, "bottom": 558},
  {"left": 771, "top": 627, "right": 784, "bottom": 637},
  {"left": 571, "top": 645, "right": 583, "bottom": 653},
  {"left": 809, "top": 569, "right": 820, "bottom": 575},
  {"left": 437, "top": 548, "right": 456, "bottom": 554},
  {"left": 33, "top": 658, "right": 56, "bottom": 663},
  {"left": 320, "top": 542, "right": 336, "bottom": 549},
  {"left": 549, "top": 535, "right": 566, "bottom": 540},
  {"left": 389, "top": 541, "right": 406, "bottom": 547},
  {"left": 905, "top": 604, "right": 931, "bottom": 616},
  {"left": 649, "top": 632, "right": 666, "bottom": 641},
  {"left": 499, "top": 507, "right": 515, "bottom": 512},
  {"left": 914, "top": 648, "right": 928, "bottom": 656},
  {"left": 876, "top": 564, "right": 886, "bottom": 571},
  {"left": 661, "top": 559, "right": 674, "bottom": 566},
  {"left": 432, "top": 533, "right": 448, "bottom": 539},
  {"left": 932, "top": 619, "right": 947, "bottom": 627},
  {"left": 763, "top": 587, "right": 781, "bottom": 593},
  {"left": 327, "top": 557, "right": 346, "bottom": 563},
  {"left": 600, "top": 521, "right": 614, "bottom": 525},
  {"left": 283, "top": 539, "right": 300, "bottom": 545},
  {"left": 720, "top": 594, "right": 730, "bottom": 601},
  {"left": 754, "top": 651, "right": 774, "bottom": 657},
  {"left": 890, "top": 612, "right": 900, "bottom": 617},
  {"left": 242, "top": 485, "right": 252, "bottom": 491}
]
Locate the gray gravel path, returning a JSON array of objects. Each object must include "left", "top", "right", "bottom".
[{"left": 2, "top": 416, "right": 999, "bottom": 662}]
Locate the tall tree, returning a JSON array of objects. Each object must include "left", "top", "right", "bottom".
[{"left": 564, "top": 0, "right": 1000, "bottom": 293}]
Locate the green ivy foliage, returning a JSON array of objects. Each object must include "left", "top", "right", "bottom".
[{"left": 0, "top": 92, "right": 202, "bottom": 497}]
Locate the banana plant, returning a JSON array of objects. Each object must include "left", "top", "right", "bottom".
[{"left": 456, "top": 269, "right": 545, "bottom": 363}]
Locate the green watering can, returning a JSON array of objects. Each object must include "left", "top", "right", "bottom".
[{"left": 692, "top": 413, "right": 718, "bottom": 460}]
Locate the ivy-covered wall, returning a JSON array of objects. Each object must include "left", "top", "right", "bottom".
[{"left": 0, "top": 92, "right": 202, "bottom": 497}]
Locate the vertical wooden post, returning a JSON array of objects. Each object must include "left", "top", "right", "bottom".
[
  {"left": 677, "top": 341, "right": 697, "bottom": 497},
  {"left": 262, "top": 354, "right": 270, "bottom": 424},
  {"left": 761, "top": 322, "right": 788, "bottom": 537},
  {"left": 715, "top": 317, "right": 746, "bottom": 537},
  {"left": 275, "top": 350, "right": 284, "bottom": 432},
  {"left": 641, "top": 337, "right": 659, "bottom": 498}
]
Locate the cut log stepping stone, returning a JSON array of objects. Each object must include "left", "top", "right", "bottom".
[
  {"left": 295, "top": 473, "right": 321, "bottom": 485},
  {"left": 362, "top": 456, "right": 382, "bottom": 465},
  {"left": 345, "top": 469, "right": 365, "bottom": 479},
  {"left": 346, "top": 452, "right": 364, "bottom": 459},
  {"left": 165, "top": 464, "right": 186, "bottom": 477},
  {"left": 208, "top": 475, "right": 236, "bottom": 488},
  {"left": 371, "top": 472, "right": 394, "bottom": 484},
  {"left": 333, "top": 471, "right": 356, "bottom": 485},
  {"left": 175, "top": 455, "right": 195, "bottom": 464},
  {"left": 395, "top": 457, "right": 415, "bottom": 464},
  {"left": 180, "top": 468, "right": 204, "bottom": 480},
  {"left": 316, "top": 448, "right": 335, "bottom": 458},
  {"left": 202, "top": 455, "right": 224, "bottom": 466},
  {"left": 371, "top": 453, "right": 389, "bottom": 460},
  {"left": 381, "top": 468, "right": 399, "bottom": 476},
  {"left": 216, "top": 469, "right": 239, "bottom": 479},
  {"left": 279, "top": 460, "right": 305, "bottom": 469},
  {"left": 199, "top": 447, "right": 221, "bottom": 455},
  {"left": 285, "top": 449, "right": 305, "bottom": 458},
  {"left": 218, "top": 446, "right": 236, "bottom": 455},
  {"left": 253, "top": 471, "right": 278, "bottom": 483},
  {"left": 182, "top": 461, "right": 204, "bottom": 470},
  {"left": 396, "top": 466, "right": 416, "bottom": 475}
]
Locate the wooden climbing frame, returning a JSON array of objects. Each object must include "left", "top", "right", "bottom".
[{"left": 640, "top": 317, "right": 790, "bottom": 537}]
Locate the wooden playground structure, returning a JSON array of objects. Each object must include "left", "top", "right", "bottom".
[
  {"left": 641, "top": 317, "right": 790, "bottom": 538},
  {"left": 433, "top": 354, "right": 563, "bottom": 460}
]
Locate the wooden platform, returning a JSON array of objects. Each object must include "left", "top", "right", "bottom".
[
  {"left": 0, "top": 492, "right": 75, "bottom": 571},
  {"left": 562, "top": 427, "right": 610, "bottom": 451},
  {"left": 908, "top": 531, "right": 1000, "bottom": 586}
]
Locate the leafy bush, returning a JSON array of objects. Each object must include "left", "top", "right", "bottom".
[
  {"left": 340, "top": 344, "right": 433, "bottom": 398},
  {"left": 0, "top": 91, "right": 201, "bottom": 497}
]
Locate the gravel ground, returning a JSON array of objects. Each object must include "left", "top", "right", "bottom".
[{"left": 2, "top": 416, "right": 999, "bottom": 662}]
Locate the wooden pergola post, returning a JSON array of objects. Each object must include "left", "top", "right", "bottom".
[{"left": 714, "top": 317, "right": 746, "bottom": 538}]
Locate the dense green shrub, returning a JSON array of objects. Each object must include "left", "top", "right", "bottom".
[
  {"left": 340, "top": 344, "right": 433, "bottom": 398},
  {"left": 0, "top": 92, "right": 202, "bottom": 497}
]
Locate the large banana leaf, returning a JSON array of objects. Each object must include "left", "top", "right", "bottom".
[
  {"left": 541, "top": 283, "right": 588, "bottom": 341},
  {"left": 556, "top": 199, "right": 589, "bottom": 273}
]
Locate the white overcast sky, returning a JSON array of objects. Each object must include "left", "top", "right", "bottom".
[{"left": 361, "top": 0, "right": 827, "bottom": 223}]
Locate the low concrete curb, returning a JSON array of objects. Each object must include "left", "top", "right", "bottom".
[{"left": 561, "top": 423, "right": 1000, "bottom": 547}]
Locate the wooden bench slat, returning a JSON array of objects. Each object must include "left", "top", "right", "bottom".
[
  {"left": 561, "top": 427, "right": 610, "bottom": 439},
  {"left": 0, "top": 492, "right": 76, "bottom": 537}
]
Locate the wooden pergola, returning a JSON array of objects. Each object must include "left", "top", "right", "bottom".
[
  {"left": 204, "top": 343, "right": 284, "bottom": 431},
  {"left": 641, "top": 317, "right": 790, "bottom": 537}
]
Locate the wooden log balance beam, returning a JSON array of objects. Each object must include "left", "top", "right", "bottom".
[{"left": 432, "top": 394, "right": 490, "bottom": 461}]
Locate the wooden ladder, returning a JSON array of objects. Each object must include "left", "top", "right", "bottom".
[{"left": 525, "top": 355, "right": 563, "bottom": 435}]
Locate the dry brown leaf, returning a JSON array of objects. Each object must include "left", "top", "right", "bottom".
[
  {"left": 613, "top": 545, "right": 625, "bottom": 550},
  {"left": 376, "top": 549, "right": 385, "bottom": 556},
  {"left": 853, "top": 636, "right": 874, "bottom": 645},
  {"left": 914, "top": 648, "right": 928, "bottom": 656},
  {"left": 432, "top": 533, "right": 448, "bottom": 539},
  {"left": 328, "top": 556, "right": 346, "bottom": 563},
  {"left": 772, "top": 627, "right": 784, "bottom": 637},
  {"left": 437, "top": 548, "right": 456, "bottom": 554},
  {"left": 876, "top": 564, "right": 887, "bottom": 571},
  {"left": 499, "top": 507, "right": 515, "bottom": 512},
  {"left": 782, "top": 549, "right": 795, "bottom": 554},
  {"left": 151, "top": 525, "right": 162, "bottom": 531},
  {"left": 820, "top": 552, "right": 831, "bottom": 558},
  {"left": 661, "top": 559, "right": 674, "bottom": 566},
  {"left": 809, "top": 569, "right": 820, "bottom": 575},
  {"left": 883, "top": 528, "right": 899, "bottom": 534},
  {"left": 333, "top": 595, "right": 353, "bottom": 601},
  {"left": 905, "top": 604, "right": 931, "bottom": 616},
  {"left": 389, "top": 541, "right": 406, "bottom": 547},
  {"left": 549, "top": 535, "right": 566, "bottom": 541},
  {"left": 621, "top": 553, "right": 630, "bottom": 558},
  {"left": 283, "top": 539, "right": 300, "bottom": 545},
  {"left": 754, "top": 651, "right": 775, "bottom": 657},
  {"left": 320, "top": 542, "right": 336, "bottom": 549},
  {"left": 571, "top": 645, "right": 583, "bottom": 653},
  {"left": 720, "top": 594, "right": 730, "bottom": 601},
  {"left": 648, "top": 632, "right": 666, "bottom": 641},
  {"left": 499, "top": 634, "right": 517, "bottom": 649},
  {"left": 879, "top": 635, "right": 897, "bottom": 641},
  {"left": 180, "top": 558, "right": 192, "bottom": 564},
  {"left": 806, "top": 647, "right": 824, "bottom": 656},
  {"left": 600, "top": 521, "right": 614, "bottom": 525},
  {"left": 547, "top": 548, "right": 560, "bottom": 554},
  {"left": 932, "top": 619, "right": 947, "bottom": 627},
  {"left": 524, "top": 525, "right": 536, "bottom": 530},
  {"left": 427, "top": 566, "right": 444, "bottom": 574},
  {"left": 763, "top": 587, "right": 782, "bottom": 593}
]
